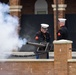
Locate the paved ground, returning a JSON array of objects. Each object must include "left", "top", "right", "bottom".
[{"left": 7, "top": 52, "right": 76, "bottom": 59}]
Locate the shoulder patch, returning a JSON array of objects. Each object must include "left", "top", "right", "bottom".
[
  {"left": 58, "top": 32, "right": 61, "bottom": 36},
  {"left": 35, "top": 36, "right": 39, "bottom": 40}
]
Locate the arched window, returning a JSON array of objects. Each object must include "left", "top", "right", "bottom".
[{"left": 35, "top": 0, "right": 48, "bottom": 14}]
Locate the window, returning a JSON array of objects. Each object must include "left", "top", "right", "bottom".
[
  {"left": 35, "top": 0, "right": 48, "bottom": 14},
  {"left": 37, "top": 11, "right": 46, "bottom": 14}
]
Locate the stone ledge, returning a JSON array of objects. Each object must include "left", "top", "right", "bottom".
[
  {"left": 68, "top": 59, "right": 76, "bottom": 62},
  {"left": 0, "top": 59, "right": 54, "bottom": 62},
  {"left": 53, "top": 40, "right": 73, "bottom": 44},
  {"left": 10, "top": 6, "right": 22, "bottom": 9},
  {"left": 52, "top": 4, "right": 67, "bottom": 10},
  {"left": 2, "top": 52, "right": 76, "bottom": 57}
]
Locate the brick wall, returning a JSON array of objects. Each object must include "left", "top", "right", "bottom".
[
  {"left": 0, "top": 40, "right": 74, "bottom": 75},
  {"left": 68, "top": 61, "right": 76, "bottom": 75},
  {"left": 20, "top": 0, "right": 76, "bottom": 15},
  {"left": 0, "top": 0, "right": 76, "bottom": 14},
  {"left": 21, "top": 0, "right": 53, "bottom": 14},
  {"left": 65, "top": 0, "right": 76, "bottom": 14},
  {"left": 0, "top": 59, "right": 76, "bottom": 75},
  {"left": 0, "top": 60, "right": 54, "bottom": 75},
  {"left": 1, "top": 0, "right": 76, "bottom": 14},
  {"left": 21, "top": 0, "right": 36, "bottom": 14}
]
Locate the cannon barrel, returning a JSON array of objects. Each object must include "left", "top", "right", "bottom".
[{"left": 26, "top": 42, "right": 46, "bottom": 47}]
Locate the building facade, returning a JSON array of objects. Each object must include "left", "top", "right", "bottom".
[{"left": 0, "top": 0, "right": 76, "bottom": 50}]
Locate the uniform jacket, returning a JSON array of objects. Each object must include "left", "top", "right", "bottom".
[
  {"left": 35, "top": 31, "right": 51, "bottom": 43},
  {"left": 57, "top": 26, "right": 68, "bottom": 40}
]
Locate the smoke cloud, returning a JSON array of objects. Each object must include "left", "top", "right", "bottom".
[{"left": 0, "top": 2, "right": 27, "bottom": 59}]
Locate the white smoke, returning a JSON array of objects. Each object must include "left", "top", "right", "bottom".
[{"left": 0, "top": 3, "right": 27, "bottom": 59}]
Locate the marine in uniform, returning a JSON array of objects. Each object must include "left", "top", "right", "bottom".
[
  {"left": 57, "top": 18, "right": 68, "bottom": 40},
  {"left": 35, "top": 23, "right": 51, "bottom": 59}
]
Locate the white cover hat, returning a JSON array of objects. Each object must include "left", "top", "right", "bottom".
[
  {"left": 41, "top": 23, "right": 49, "bottom": 28},
  {"left": 58, "top": 18, "right": 66, "bottom": 22}
]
